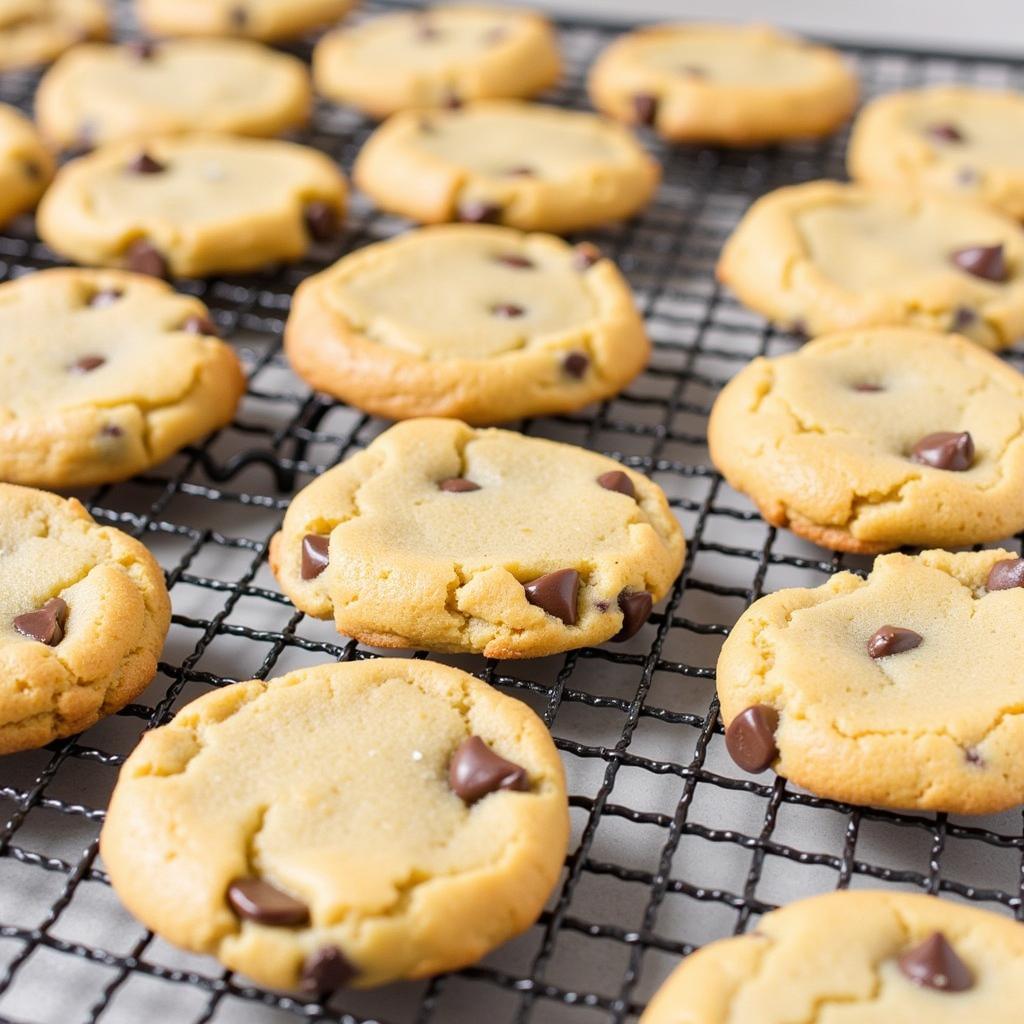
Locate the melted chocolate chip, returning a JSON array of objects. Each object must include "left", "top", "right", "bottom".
[
  {"left": 611, "top": 590, "right": 652, "bottom": 642},
  {"left": 523, "top": 568, "right": 580, "bottom": 625},
  {"left": 898, "top": 932, "right": 973, "bottom": 992},
  {"left": 458, "top": 199, "right": 501, "bottom": 224},
  {"left": 926, "top": 122, "right": 963, "bottom": 143},
  {"left": 490, "top": 302, "right": 524, "bottom": 318},
  {"left": 725, "top": 705, "right": 779, "bottom": 773},
  {"left": 910, "top": 431, "right": 974, "bottom": 471},
  {"left": 951, "top": 305, "right": 977, "bottom": 332},
  {"left": 439, "top": 477, "right": 480, "bottom": 492},
  {"left": 494, "top": 253, "right": 534, "bottom": 269},
  {"left": 867, "top": 625, "right": 923, "bottom": 659},
  {"left": 181, "top": 314, "right": 220, "bottom": 337},
  {"left": 127, "top": 151, "right": 165, "bottom": 175},
  {"left": 950, "top": 244, "right": 1007, "bottom": 282},
  {"left": 227, "top": 878, "right": 309, "bottom": 926},
  {"left": 300, "top": 946, "right": 356, "bottom": 996},
  {"left": 563, "top": 351, "right": 588, "bottom": 379},
  {"left": 987, "top": 557, "right": 1024, "bottom": 591},
  {"left": 597, "top": 470, "right": 635, "bottom": 498},
  {"left": 301, "top": 534, "right": 330, "bottom": 580},
  {"left": 126, "top": 39, "right": 155, "bottom": 60},
  {"left": 89, "top": 288, "right": 122, "bottom": 308},
  {"left": 304, "top": 201, "right": 339, "bottom": 243},
  {"left": 449, "top": 735, "right": 529, "bottom": 804},
  {"left": 13, "top": 598, "right": 68, "bottom": 646},
  {"left": 126, "top": 240, "right": 168, "bottom": 279},
  {"left": 633, "top": 93, "right": 658, "bottom": 126},
  {"left": 70, "top": 355, "right": 106, "bottom": 374},
  {"left": 573, "top": 242, "right": 602, "bottom": 270}
]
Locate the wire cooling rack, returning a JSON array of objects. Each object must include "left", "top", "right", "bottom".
[{"left": 2, "top": 4, "right": 1024, "bottom": 1023}]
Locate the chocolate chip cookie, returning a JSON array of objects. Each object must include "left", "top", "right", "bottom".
[
  {"left": 718, "top": 548, "right": 1024, "bottom": 813},
  {"left": 284, "top": 224, "right": 648, "bottom": 423},
  {"left": 353, "top": 100, "right": 661, "bottom": 233},
  {"left": 135, "top": 0, "right": 357, "bottom": 42},
  {"left": 0, "top": 483, "right": 170, "bottom": 755},
  {"left": 717, "top": 180, "right": 1024, "bottom": 349},
  {"left": 101, "top": 658, "right": 568, "bottom": 991},
  {"left": 0, "top": 0, "right": 109, "bottom": 71},
  {"left": 0, "top": 102, "right": 54, "bottom": 226},
  {"left": 269, "top": 419, "right": 685, "bottom": 659}
]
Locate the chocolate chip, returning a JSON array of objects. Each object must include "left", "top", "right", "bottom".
[
  {"left": 854, "top": 382, "right": 883, "bottom": 392},
  {"left": 950, "top": 244, "right": 1007, "bottom": 282},
  {"left": 490, "top": 303, "right": 524, "bottom": 318},
  {"left": 597, "top": 470, "right": 635, "bottom": 498},
  {"left": 867, "top": 625, "right": 923, "bottom": 659},
  {"left": 442, "top": 89, "right": 461, "bottom": 110},
  {"left": 70, "top": 355, "right": 106, "bottom": 374},
  {"left": 927, "top": 122, "right": 963, "bottom": 143},
  {"left": 987, "top": 557, "right": 1024, "bottom": 591},
  {"left": 898, "top": 932, "right": 973, "bottom": 992},
  {"left": 101, "top": 424, "right": 123, "bottom": 438},
  {"left": 13, "top": 598, "right": 68, "bottom": 646},
  {"left": 304, "top": 201, "right": 339, "bottom": 243},
  {"left": 181, "top": 314, "right": 220, "bottom": 337},
  {"left": 229, "top": 5, "right": 248, "bottom": 30},
  {"left": 449, "top": 735, "right": 529, "bottom": 804},
  {"left": 458, "top": 199, "right": 501, "bottom": 224},
  {"left": 563, "top": 351, "right": 588, "bottom": 379},
  {"left": 633, "top": 93, "right": 658, "bottom": 126},
  {"left": 438, "top": 477, "right": 480, "bottom": 492},
  {"left": 965, "top": 746, "right": 984, "bottom": 765},
  {"left": 301, "top": 534, "right": 330, "bottom": 580},
  {"left": 523, "top": 568, "right": 580, "bottom": 625},
  {"left": 126, "top": 240, "right": 167, "bottom": 279},
  {"left": 126, "top": 39, "right": 155, "bottom": 60},
  {"left": 503, "top": 165, "right": 535, "bottom": 177},
  {"left": 89, "top": 288, "right": 122, "bottom": 308},
  {"left": 127, "top": 151, "right": 165, "bottom": 175},
  {"left": 724, "top": 705, "right": 779, "bottom": 773},
  {"left": 494, "top": 253, "right": 534, "bottom": 269},
  {"left": 573, "top": 242, "right": 602, "bottom": 270},
  {"left": 910, "top": 431, "right": 974, "bottom": 471},
  {"left": 951, "top": 305, "right": 977, "bottom": 331},
  {"left": 227, "top": 878, "right": 309, "bottom": 926},
  {"left": 300, "top": 946, "right": 356, "bottom": 996},
  {"left": 611, "top": 590, "right": 652, "bottom": 642}
]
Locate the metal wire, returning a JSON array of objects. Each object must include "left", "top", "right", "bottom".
[{"left": 1, "top": 4, "right": 1024, "bottom": 1023}]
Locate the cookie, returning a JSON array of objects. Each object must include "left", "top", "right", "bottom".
[
  {"left": 0, "top": 483, "right": 170, "bottom": 755},
  {"left": 313, "top": 5, "right": 560, "bottom": 119},
  {"left": 848, "top": 86, "right": 1024, "bottom": 222},
  {"left": 588, "top": 23, "right": 857, "bottom": 145},
  {"left": 284, "top": 224, "right": 648, "bottom": 423},
  {"left": 37, "top": 135, "right": 347, "bottom": 278},
  {"left": 717, "top": 180, "right": 1024, "bottom": 349},
  {"left": 0, "top": 0, "right": 108, "bottom": 71},
  {"left": 709, "top": 328, "right": 1024, "bottom": 554},
  {"left": 36, "top": 38, "right": 312, "bottom": 151},
  {"left": 0, "top": 268, "right": 245, "bottom": 488},
  {"left": 0, "top": 102, "right": 54, "bottom": 226},
  {"left": 717, "top": 547, "right": 1024, "bottom": 813},
  {"left": 269, "top": 419, "right": 685, "bottom": 659},
  {"left": 101, "top": 658, "right": 568, "bottom": 991},
  {"left": 640, "top": 890, "right": 1024, "bottom": 1023},
  {"left": 353, "top": 100, "right": 660, "bottom": 233},
  {"left": 135, "top": 0, "right": 356, "bottom": 42}
]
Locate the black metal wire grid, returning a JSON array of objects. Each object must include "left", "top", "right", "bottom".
[{"left": 1, "top": 4, "right": 1024, "bottom": 1023}]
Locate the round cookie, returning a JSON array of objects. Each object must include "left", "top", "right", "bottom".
[
  {"left": 269, "top": 419, "right": 685, "bottom": 659},
  {"left": 717, "top": 547, "right": 1024, "bottom": 813},
  {"left": 353, "top": 100, "right": 661, "bottom": 234},
  {"left": 717, "top": 180, "right": 1024, "bottom": 349},
  {"left": 284, "top": 225, "right": 648, "bottom": 423},
  {"left": 709, "top": 328, "right": 1024, "bottom": 554},
  {"left": 135, "top": 0, "right": 357, "bottom": 42},
  {"left": 848, "top": 86, "right": 1024, "bottom": 222},
  {"left": 0, "top": 102, "right": 54, "bottom": 226},
  {"left": 37, "top": 135, "right": 347, "bottom": 278},
  {"left": 36, "top": 39, "right": 312, "bottom": 151},
  {"left": 588, "top": 23, "right": 857, "bottom": 145},
  {"left": 313, "top": 5, "right": 560, "bottom": 119},
  {"left": 101, "top": 658, "right": 569, "bottom": 991},
  {"left": 0, "top": 483, "right": 170, "bottom": 755},
  {"left": 0, "top": 0, "right": 108, "bottom": 71},
  {"left": 640, "top": 890, "right": 1024, "bottom": 1023},
  {"left": 0, "top": 268, "right": 245, "bottom": 488}
]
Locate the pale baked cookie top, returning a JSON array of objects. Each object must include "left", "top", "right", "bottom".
[
  {"left": 37, "top": 134, "right": 348, "bottom": 278},
  {"left": 0, "top": 483, "right": 170, "bottom": 755},
  {"left": 0, "top": 268, "right": 245, "bottom": 488},
  {"left": 0, "top": 102, "right": 54, "bottom": 226},
  {"left": 709, "top": 328, "right": 1024, "bottom": 554},
  {"left": 353, "top": 100, "right": 661, "bottom": 233},
  {"left": 135, "top": 0, "right": 357, "bottom": 42},
  {"left": 269, "top": 418, "right": 685, "bottom": 659},
  {"left": 849, "top": 85, "right": 1024, "bottom": 221},
  {"left": 0, "top": 0, "right": 108, "bottom": 71},
  {"left": 284, "top": 224, "right": 648, "bottom": 423},
  {"left": 588, "top": 23, "right": 857, "bottom": 145},
  {"left": 101, "top": 658, "right": 568, "bottom": 992},
  {"left": 717, "top": 180, "right": 1024, "bottom": 349},
  {"left": 640, "top": 890, "right": 1024, "bottom": 1023},
  {"left": 717, "top": 548, "right": 1024, "bottom": 814},
  {"left": 36, "top": 38, "right": 312, "bottom": 150},
  {"left": 314, "top": 5, "right": 560, "bottom": 118}
]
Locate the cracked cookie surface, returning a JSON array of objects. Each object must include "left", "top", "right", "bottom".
[
  {"left": 0, "top": 268, "right": 245, "bottom": 488},
  {"left": 640, "top": 890, "right": 1024, "bottom": 1023},
  {"left": 101, "top": 658, "right": 569, "bottom": 990},
  {"left": 709, "top": 328, "right": 1024, "bottom": 553},
  {"left": 717, "top": 548, "right": 1024, "bottom": 813},
  {"left": 353, "top": 100, "right": 660, "bottom": 233},
  {"left": 588, "top": 23, "right": 857, "bottom": 145},
  {"left": 314, "top": 5, "right": 560, "bottom": 119},
  {"left": 0, "top": 102, "right": 54, "bottom": 226},
  {"left": 0, "top": 0, "right": 108, "bottom": 71},
  {"left": 717, "top": 180, "right": 1024, "bottom": 349},
  {"left": 269, "top": 419, "right": 685, "bottom": 659},
  {"left": 135, "top": 0, "right": 357, "bottom": 42},
  {"left": 284, "top": 224, "right": 648, "bottom": 423},
  {"left": 0, "top": 483, "right": 170, "bottom": 754}
]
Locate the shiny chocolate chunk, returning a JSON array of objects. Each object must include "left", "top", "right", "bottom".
[
  {"left": 457, "top": 199, "right": 501, "bottom": 224},
  {"left": 126, "top": 240, "right": 168, "bottom": 279},
  {"left": 986, "top": 557, "right": 1024, "bottom": 591},
  {"left": 89, "top": 288, "right": 123, "bottom": 308},
  {"left": 70, "top": 355, "right": 106, "bottom": 374},
  {"left": 927, "top": 122, "right": 963, "bottom": 143},
  {"left": 523, "top": 568, "right": 580, "bottom": 625},
  {"left": 490, "top": 302, "right": 524, "bottom": 318},
  {"left": 181, "top": 314, "right": 220, "bottom": 337},
  {"left": 950, "top": 243, "right": 1007, "bottom": 282},
  {"left": 438, "top": 477, "right": 480, "bottom": 492},
  {"left": 127, "top": 151, "right": 165, "bottom": 175},
  {"left": 493, "top": 253, "right": 534, "bottom": 269},
  {"left": 573, "top": 242, "right": 602, "bottom": 270},
  {"left": 227, "top": 877, "right": 309, "bottom": 926},
  {"left": 449, "top": 735, "right": 529, "bottom": 804},
  {"left": 725, "top": 704, "right": 779, "bottom": 773},
  {"left": 597, "top": 470, "right": 635, "bottom": 498},
  {"left": 910, "top": 431, "right": 974, "bottom": 471},
  {"left": 633, "top": 93, "right": 658, "bottom": 126},
  {"left": 898, "top": 932, "right": 973, "bottom": 992},
  {"left": 563, "top": 351, "right": 588, "bottom": 379},
  {"left": 300, "top": 946, "right": 356, "bottom": 996},
  {"left": 301, "top": 534, "right": 330, "bottom": 580},
  {"left": 304, "top": 201, "right": 339, "bottom": 243},
  {"left": 867, "top": 625, "right": 922, "bottom": 659},
  {"left": 13, "top": 598, "right": 68, "bottom": 646},
  {"left": 611, "top": 590, "right": 652, "bottom": 642}
]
